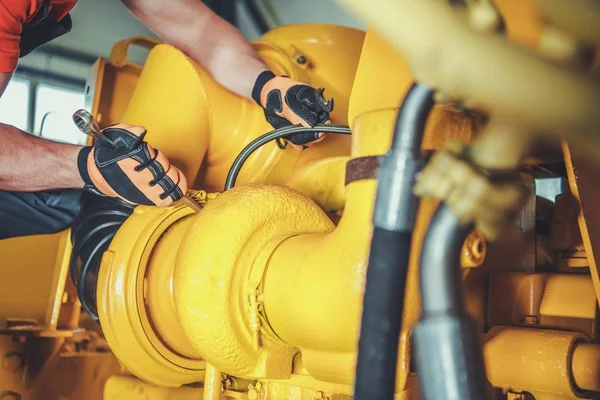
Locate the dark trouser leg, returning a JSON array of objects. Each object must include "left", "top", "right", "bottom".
[{"left": 0, "top": 189, "right": 83, "bottom": 240}]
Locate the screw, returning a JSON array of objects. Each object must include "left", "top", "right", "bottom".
[{"left": 296, "top": 55, "right": 307, "bottom": 64}]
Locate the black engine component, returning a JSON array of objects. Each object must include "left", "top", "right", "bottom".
[{"left": 69, "top": 192, "right": 135, "bottom": 321}]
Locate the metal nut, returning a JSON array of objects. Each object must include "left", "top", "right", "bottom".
[
  {"left": 247, "top": 382, "right": 264, "bottom": 400},
  {"left": 522, "top": 315, "right": 539, "bottom": 325}
]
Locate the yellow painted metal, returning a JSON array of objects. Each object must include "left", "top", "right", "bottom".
[
  {"left": 461, "top": 230, "right": 487, "bottom": 268},
  {"left": 119, "top": 26, "right": 363, "bottom": 209},
  {"left": 572, "top": 343, "right": 600, "bottom": 393},
  {"left": 84, "top": 38, "right": 154, "bottom": 131},
  {"left": 0, "top": 333, "right": 122, "bottom": 400},
  {"left": 260, "top": 110, "right": 386, "bottom": 384},
  {"left": 97, "top": 200, "right": 207, "bottom": 387},
  {"left": 259, "top": 24, "right": 365, "bottom": 129},
  {"left": 104, "top": 375, "right": 204, "bottom": 400},
  {"left": 484, "top": 326, "right": 587, "bottom": 398},
  {"left": 174, "top": 183, "right": 333, "bottom": 379},
  {"left": 203, "top": 364, "right": 223, "bottom": 400},
  {"left": 488, "top": 272, "right": 598, "bottom": 339},
  {"left": 563, "top": 143, "right": 600, "bottom": 309},
  {"left": 145, "top": 216, "right": 202, "bottom": 360},
  {"left": 0, "top": 230, "right": 74, "bottom": 331},
  {"left": 347, "top": 29, "right": 483, "bottom": 153}
]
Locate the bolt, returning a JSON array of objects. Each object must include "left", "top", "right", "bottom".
[
  {"left": 1, "top": 353, "right": 25, "bottom": 372},
  {"left": 522, "top": 315, "right": 539, "bottom": 325},
  {"left": 314, "top": 391, "right": 330, "bottom": 400},
  {"left": 247, "top": 382, "right": 264, "bottom": 400},
  {"left": 296, "top": 55, "right": 307, "bottom": 65}
]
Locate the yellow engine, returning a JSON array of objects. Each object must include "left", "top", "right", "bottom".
[{"left": 1, "top": 1, "right": 600, "bottom": 399}]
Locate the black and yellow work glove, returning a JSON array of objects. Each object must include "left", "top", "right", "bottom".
[
  {"left": 77, "top": 123, "right": 187, "bottom": 206},
  {"left": 252, "top": 71, "right": 334, "bottom": 149}
]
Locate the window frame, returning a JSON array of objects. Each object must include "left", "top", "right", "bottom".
[{"left": 13, "top": 66, "right": 86, "bottom": 134}]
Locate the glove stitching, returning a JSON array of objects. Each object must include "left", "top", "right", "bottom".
[
  {"left": 159, "top": 174, "right": 181, "bottom": 200},
  {"left": 138, "top": 146, "right": 176, "bottom": 197},
  {"left": 150, "top": 164, "right": 171, "bottom": 186},
  {"left": 95, "top": 146, "right": 144, "bottom": 168},
  {"left": 104, "top": 127, "right": 146, "bottom": 144}
]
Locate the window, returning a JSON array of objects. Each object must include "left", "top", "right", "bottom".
[
  {"left": 35, "top": 84, "right": 86, "bottom": 144},
  {"left": 0, "top": 78, "right": 30, "bottom": 131}
]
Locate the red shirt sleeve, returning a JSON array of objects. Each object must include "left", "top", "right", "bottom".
[{"left": 0, "top": 0, "right": 31, "bottom": 73}]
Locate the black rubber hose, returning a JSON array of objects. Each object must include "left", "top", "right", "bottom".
[
  {"left": 224, "top": 124, "right": 352, "bottom": 191},
  {"left": 355, "top": 229, "right": 412, "bottom": 399},
  {"left": 354, "top": 83, "right": 434, "bottom": 400},
  {"left": 69, "top": 192, "right": 135, "bottom": 321},
  {"left": 413, "top": 204, "right": 488, "bottom": 399},
  {"left": 419, "top": 204, "right": 472, "bottom": 314}
]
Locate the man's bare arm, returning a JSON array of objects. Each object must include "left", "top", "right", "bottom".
[
  {"left": 122, "top": 0, "right": 269, "bottom": 99},
  {"left": 0, "top": 123, "right": 83, "bottom": 191}
]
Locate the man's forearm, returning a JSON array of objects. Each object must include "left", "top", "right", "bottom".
[
  {"left": 123, "top": 0, "right": 269, "bottom": 99},
  {"left": 181, "top": 12, "right": 269, "bottom": 99},
  {"left": 0, "top": 123, "right": 83, "bottom": 191}
]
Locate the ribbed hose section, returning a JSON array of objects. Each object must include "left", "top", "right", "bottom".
[
  {"left": 355, "top": 229, "right": 412, "bottom": 399},
  {"left": 69, "top": 192, "right": 135, "bottom": 321},
  {"left": 354, "top": 83, "right": 434, "bottom": 400}
]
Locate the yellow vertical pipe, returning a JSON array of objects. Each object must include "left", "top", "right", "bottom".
[
  {"left": 203, "top": 364, "right": 222, "bottom": 400},
  {"left": 262, "top": 108, "right": 395, "bottom": 352}
]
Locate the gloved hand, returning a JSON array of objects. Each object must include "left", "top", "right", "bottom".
[
  {"left": 252, "top": 71, "right": 333, "bottom": 149},
  {"left": 77, "top": 123, "right": 187, "bottom": 206}
]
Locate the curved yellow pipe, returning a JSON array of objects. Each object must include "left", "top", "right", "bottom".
[{"left": 120, "top": 25, "right": 364, "bottom": 210}]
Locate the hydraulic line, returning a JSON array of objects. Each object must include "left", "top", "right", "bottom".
[
  {"left": 224, "top": 124, "right": 352, "bottom": 191},
  {"left": 69, "top": 192, "right": 135, "bottom": 321},
  {"left": 354, "top": 83, "right": 434, "bottom": 400},
  {"left": 413, "top": 204, "right": 487, "bottom": 399}
]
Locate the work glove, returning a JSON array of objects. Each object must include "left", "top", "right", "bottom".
[
  {"left": 252, "top": 71, "right": 333, "bottom": 149},
  {"left": 77, "top": 123, "right": 187, "bottom": 206}
]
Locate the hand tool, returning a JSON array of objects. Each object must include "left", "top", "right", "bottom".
[{"left": 72, "top": 109, "right": 202, "bottom": 212}]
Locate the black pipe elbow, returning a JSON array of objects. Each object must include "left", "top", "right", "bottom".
[
  {"left": 413, "top": 203, "right": 488, "bottom": 399},
  {"left": 69, "top": 192, "right": 135, "bottom": 321}
]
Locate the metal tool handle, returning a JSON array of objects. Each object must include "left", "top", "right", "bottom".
[{"left": 72, "top": 109, "right": 117, "bottom": 149}]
